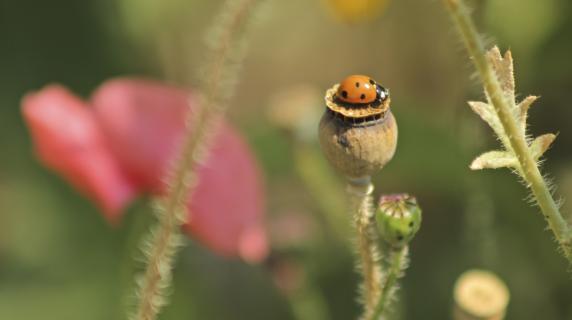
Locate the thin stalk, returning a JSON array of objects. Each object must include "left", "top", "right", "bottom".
[
  {"left": 347, "top": 178, "right": 382, "bottom": 319},
  {"left": 132, "top": 0, "right": 262, "bottom": 319},
  {"left": 294, "top": 144, "right": 350, "bottom": 243},
  {"left": 443, "top": 0, "right": 572, "bottom": 261},
  {"left": 370, "top": 246, "right": 408, "bottom": 320}
]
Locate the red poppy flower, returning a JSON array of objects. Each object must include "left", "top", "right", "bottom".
[{"left": 22, "top": 78, "right": 268, "bottom": 262}]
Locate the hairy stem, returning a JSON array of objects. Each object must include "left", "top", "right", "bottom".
[
  {"left": 132, "top": 1, "right": 262, "bottom": 319},
  {"left": 443, "top": 0, "right": 572, "bottom": 261},
  {"left": 347, "top": 178, "right": 382, "bottom": 319},
  {"left": 370, "top": 246, "right": 408, "bottom": 320}
]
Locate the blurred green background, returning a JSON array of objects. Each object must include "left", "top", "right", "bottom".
[{"left": 2, "top": 0, "right": 572, "bottom": 319}]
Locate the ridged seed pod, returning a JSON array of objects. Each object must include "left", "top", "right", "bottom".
[
  {"left": 376, "top": 194, "right": 421, "bottom": 247},
  {"left": 318, "top": 75, "right": 397, "bottom": 180}
]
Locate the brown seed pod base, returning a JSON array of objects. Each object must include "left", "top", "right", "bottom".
[{"left": 318, "top": 109, "right": 398, "bottom": 179}]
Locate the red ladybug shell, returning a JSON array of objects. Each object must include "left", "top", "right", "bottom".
[{"left": 336, "top": 75, "right": 377, "bottom": 104}]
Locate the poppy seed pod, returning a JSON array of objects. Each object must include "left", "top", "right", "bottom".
[
  {"left": 376, "top": 194, "right": 421, "bottom": 248},
  {"left": 318, "top": 75, "right": 397, "bottom": 180}
]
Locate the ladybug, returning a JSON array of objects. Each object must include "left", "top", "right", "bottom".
[
  {"left": 335, "top": 75, "right": 387, "bottom": 105},
  {"left": 325, "top": 75, "right": 391, "bottom": 120}
]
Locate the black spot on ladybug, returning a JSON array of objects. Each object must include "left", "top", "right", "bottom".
[
  {"left": 360, "top": 94, "right": 366, "bottom": 100},
  {"left": 369, "top": 79, "right": 375, "bottom": 85},
  {"left": 342, "top": 90, "right": 348, "bottom": 99},
  {"left": 355, "top": 82, "right": 360, "bottom": 88}
]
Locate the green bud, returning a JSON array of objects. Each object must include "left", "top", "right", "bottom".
[{"left": 376, "top": 194, "right": 422, "bottom": 247}]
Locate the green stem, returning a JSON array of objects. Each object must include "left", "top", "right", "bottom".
[
  {"left": 443, "top": 0, "right": 572, "bottom": 261},
  {"left": 347, "top": 178, "right": 382, "bottom": 319},
  {"left": 294, "top": 144, "right": 350, "bottom": 243},
  {"left": 370, "top": 246, "right": 408, "bottom": 320}
]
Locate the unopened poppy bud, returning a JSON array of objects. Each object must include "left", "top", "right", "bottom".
[
  {"left": 318, "top": 75, "right": 398, "bottom": 180},
  {"left": 376, "top": 194, "right": 421, "bottom": 247}
]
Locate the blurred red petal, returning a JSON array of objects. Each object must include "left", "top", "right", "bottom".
[
  {"left": 92, "top": 78, "right": 267, "bottom": 260},
  {"left": 187, "top": 125, "right": 267, "bottom": 261},
  {"left": 91, "top": 78, "right": 189, "bottom": 192},
  {"left": 21, "top": 85, "right": 137, "bottom": 222}
]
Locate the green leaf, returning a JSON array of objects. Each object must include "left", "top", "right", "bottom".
[
  {"left": 470, "top": 150, "right": 518, "bottom": 170},
  {"left": 529, "top": 133, "right": 556, "bottom": 161},
  {"left": 486, "top": 47, "right": 515, "bottom": 101},
  {"left": 468, "top": 101, "right": 505, "bottom": 138},
  {"left": 517, "top": 95, "right": 539, "bottom": 133}
]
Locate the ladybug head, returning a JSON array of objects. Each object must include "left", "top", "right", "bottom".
[{"left": 375, "top": 83, "right": 389, "bottom": 103}]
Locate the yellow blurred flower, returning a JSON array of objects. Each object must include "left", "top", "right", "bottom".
[{"left": 325, "top": 0, "right": 390, "bottom": 23}]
